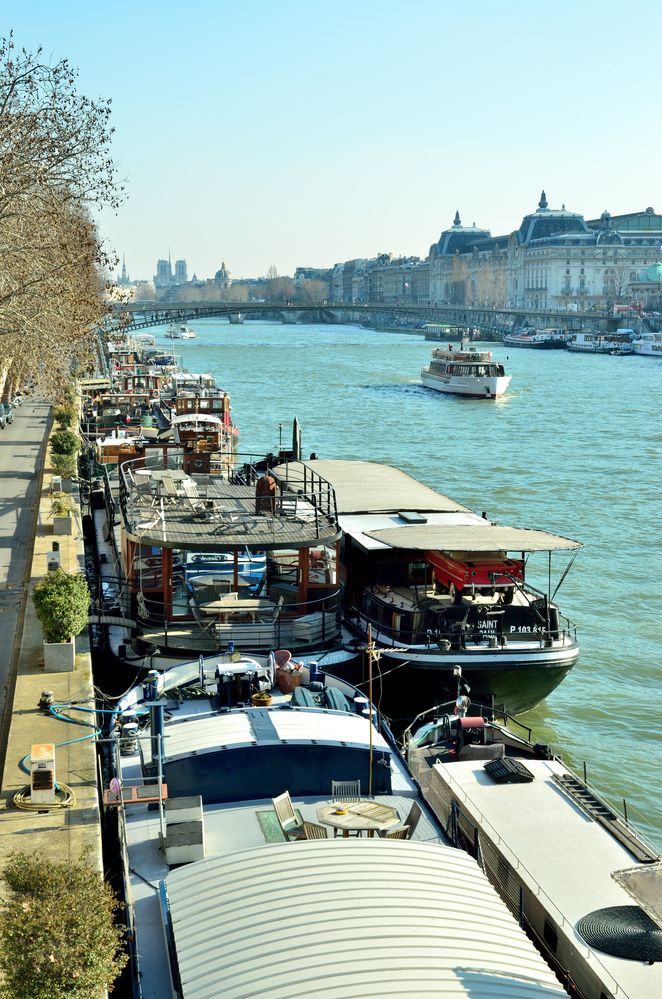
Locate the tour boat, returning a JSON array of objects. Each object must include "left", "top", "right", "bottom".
[
  {"left": 631, "top": 332, "right": 662, "bottom": 357},
  {"left": 99, "top": 655, "right": 568, "bottom": 998},
  {"left": 273, "top": 459, "right": 581, "bottom": 722},
  {"left": 166, "top": 323, "right": 196, "bottom": 339},
  {"left": 568, "top": 331, "right": 634, "bottom": 354},
  {"left": 421, "top": 344, "right": 511, "bottom": 398},
  {"left": 503, "top": 328, "right": 569, "bottom": 349}
]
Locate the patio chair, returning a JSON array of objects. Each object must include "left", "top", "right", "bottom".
[
  {"left": 383, "top": 826, "right": 410, "bottom": 840},
  {"left": 272, "top": 791, "right": 304, "bottom": 841},
  {"left": 330, "top": 780, "right": 361, "bottom": 837},
  {"left": 302, "top": 822, "right": 328, "bottom": 840},
  {"left": 331, "top": 780, "right": 361, "bottom": 803},
  {"left": 380, "top": 800, "right": 422, "bottom": 840}
]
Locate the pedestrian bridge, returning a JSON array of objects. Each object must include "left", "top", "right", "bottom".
[{"left": 108, "top": 300, "right": 628, "bottom": 335}]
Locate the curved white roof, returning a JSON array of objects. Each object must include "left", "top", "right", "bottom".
[{"left": 166, "top": 840, "right": 566, "bottom": 998}]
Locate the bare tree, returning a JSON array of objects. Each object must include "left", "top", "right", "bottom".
[{"left": 0, "top": 35, "right": 123, "bottom": 398}]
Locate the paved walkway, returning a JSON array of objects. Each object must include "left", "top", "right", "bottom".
[{"left": 0, "top": 403, "right": 101, "bottom": 870}]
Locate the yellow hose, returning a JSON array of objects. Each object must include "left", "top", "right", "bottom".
[{"left": 13, "top": 783, "right": 76, "bottom": 810}]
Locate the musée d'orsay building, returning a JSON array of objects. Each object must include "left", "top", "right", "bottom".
[{"left": 331, "top": 193, "right": 662, "bottom": 311}]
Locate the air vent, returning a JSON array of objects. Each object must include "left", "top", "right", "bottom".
[
  {"left": 484, "top": 757, "right": 535, "bottom": 784},
  {"left": 398, "top": 511, "right": 428, "bottom": 524}
]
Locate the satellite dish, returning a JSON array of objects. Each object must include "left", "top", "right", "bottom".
[{"left": 109, "top": 777, "right": 121, "bottom": 795}]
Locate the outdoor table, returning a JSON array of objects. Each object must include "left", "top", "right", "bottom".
[
  {"left": 316, "top": 800, "right": 400, "bottom": 838},
  {"left": 199, "top": 596, "right": 275, "bottom": 622}
]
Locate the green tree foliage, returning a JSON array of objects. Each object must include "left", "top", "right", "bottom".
[
  {"left": 0, "top": 849, "right": 127, "bottom": 998},
  {"left": 32, "top": 569, "right": 89, "bottom": 643},
  {"left": 50, "top": 430, "right": 80, "bottom": 456}
]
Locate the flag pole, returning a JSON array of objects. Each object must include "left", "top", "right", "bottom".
[{"left": 367, "top": 623, "right": 374, "bottom": 797}]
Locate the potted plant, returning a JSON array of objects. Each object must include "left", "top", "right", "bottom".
[
  {"left": 32, "top": 569, "right": 90, "bottom": 672},
  {"left": 251, "top": 690, "right": 273, "bottom": 707},
  {"left": 50, "top": 491, "right": 75, "bottom": 535}
]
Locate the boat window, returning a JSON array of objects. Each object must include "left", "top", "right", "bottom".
[{"left": 543, "top": 919, "right": 558, "bottom": 953}]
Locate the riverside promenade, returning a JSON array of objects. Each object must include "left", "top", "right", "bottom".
[{"left": 0, "top": 401, "right": 101, "bottom": 871}]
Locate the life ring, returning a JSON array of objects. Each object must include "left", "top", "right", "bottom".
[
  {"left": 193, "top": 459, "right": 203, "bottom": 469},
  {"left": 151, "top": 388, "right": 160, "bottom": 399}
]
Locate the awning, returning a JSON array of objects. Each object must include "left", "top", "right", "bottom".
[{"left": 364, "top": 523, "right": 581, "bottom": 552}]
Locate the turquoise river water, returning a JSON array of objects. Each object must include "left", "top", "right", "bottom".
[{"left": 154, "top": 319, "right": 662, "bottom": 846}]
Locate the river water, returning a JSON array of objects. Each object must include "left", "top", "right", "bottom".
[{"left": 156, "top": 319, "right": 662, "bottom": 845}]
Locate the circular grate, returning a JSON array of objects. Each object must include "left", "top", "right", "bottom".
[{"left": 576, "top": 905, "right": 662, "bottom": 962}]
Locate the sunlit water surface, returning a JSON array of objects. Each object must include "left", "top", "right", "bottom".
[{"left": 156, "top": 319, "right": 662, "bottom": 845}]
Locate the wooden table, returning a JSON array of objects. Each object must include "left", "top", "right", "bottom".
[
  {"left": 316, "top": 801, "right": 400, "bottom": 838},
  {"left": 199, "top": 596, "right": 275, "bottom": 622}
]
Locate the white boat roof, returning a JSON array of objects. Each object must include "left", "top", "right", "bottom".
[
  {"left": 365, "top": 523, "right": 581, "bottom": 553},
  {"left": 166, "top": 840, "right": 566, "bottom": 999},
  {"left": 338, "top": 511, "right": 487, "bottom": 551},
  {"left": 274, "top": 460, "right": 470, "bottom": 514},
  {"left": 163, "top": 708, "right": 390, "bottom": 760},
  {"left": 432, "top": 758, "right": 662, "bottom": 998}
]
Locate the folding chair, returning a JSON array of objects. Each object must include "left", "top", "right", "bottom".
[
  {"left": 302, "top": 822, "right": 328, "bottom": 840},
  {"left": 380, "top": 800, "right": 422, "bottom": 840}
]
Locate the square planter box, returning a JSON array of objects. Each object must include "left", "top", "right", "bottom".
[
  {"left": 53, "top": 516, "right": 73, "bottom": 536},
  {"left": 44, "top": 639, "right": 75, "bottom": 673}
]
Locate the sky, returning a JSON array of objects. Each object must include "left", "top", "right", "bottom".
[{"left": 8, "top": 1, "right": 662, "bottom": 281}]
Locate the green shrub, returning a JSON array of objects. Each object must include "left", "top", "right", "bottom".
[
  {"left": 52, "top": 451, "right": 77, "bottom": 479},
  {"left": 62, "top": 385, "right": 77, "bottom": 407},
  {"left": 33, "top": 569, "right": 90, "bottom": 644},
  {"left": 50, "top": 430, "right": 80, "bottom": 456},
  {"left": 0, "top": 849, "right": 127, "bottom": 999},
  {"left": 50, "top": 492, "right": 75, "bottom": 518},
  {"left": 54, "top": 404, "right": 76, "bottom": 428}
]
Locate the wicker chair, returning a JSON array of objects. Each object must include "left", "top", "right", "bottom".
[{"left": 272, "top": 791, "right": 304, "bottom": 841}]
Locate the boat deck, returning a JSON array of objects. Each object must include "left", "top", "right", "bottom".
[
  {"left": 432, "top": 757, "right": 662, "bottom": 999},
  {"left": 123, "top": 475, "right": 338, "bottom": 551}
]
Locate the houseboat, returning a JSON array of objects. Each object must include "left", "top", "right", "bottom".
[
  {"left": 631, "top": 332, "right": 662, "bottom": 357},
  {"left": 404, "top": 689, "right": 662, "bottom": 999},
  {"left": 98, "top": 655, "right": 568, "bottom": 999},
  {"left": 273, "top": 459, "right": 580, "bottom": 722},
  {"left": 503, "top": 329, "right": 569, "bottom": 349}
]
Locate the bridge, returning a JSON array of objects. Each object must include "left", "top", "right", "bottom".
[{"left": 109, "top": 300, "right": 636, "bottom": 335}]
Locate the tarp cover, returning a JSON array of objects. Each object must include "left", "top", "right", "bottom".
[{"left": 365, "top": 523, "right": 581, "bottom": 552}]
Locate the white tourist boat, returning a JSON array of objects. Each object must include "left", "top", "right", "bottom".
[
  {"left": 166, "top": 323, "right": 196, "bottom": 339},
  {"left": 568, "top": 331, "right": 634, "bottom": 354},
  {"left": 631, "top": 332, "right": 662, "bottom": 357},
  {"left": 421, "top": 344, "right": 511, "bottom": 398}
]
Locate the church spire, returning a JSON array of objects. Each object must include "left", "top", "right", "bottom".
[
  {"left": 538, "top": 190, "right": 548, "bottom": 210},
  {"left": 453, "top": 210, "right": 461, "bottom": 227}
]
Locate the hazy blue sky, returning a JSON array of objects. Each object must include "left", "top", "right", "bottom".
[{"left": 8, "top": 1, "right": 661, "bottom": 280}]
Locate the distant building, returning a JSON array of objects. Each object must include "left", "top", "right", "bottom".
[
  {"left": 214, "top": 262, "right": 231, "bottom": 289},
  {"left": 174, "top": 259, "right": 188, "bottom": 285},
  {"left": 294, "top": 267, "right": 332, "bottom": 287},
  {"left": 154, "top": 257, "right": 173, "bottom": 289},
  {"left": 117, "top": 254, "right": 131, "bottom": 287}
]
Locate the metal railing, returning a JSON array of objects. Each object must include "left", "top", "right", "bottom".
[{"left": 348, "top": 600, "right": 577, "bottom": 650}]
